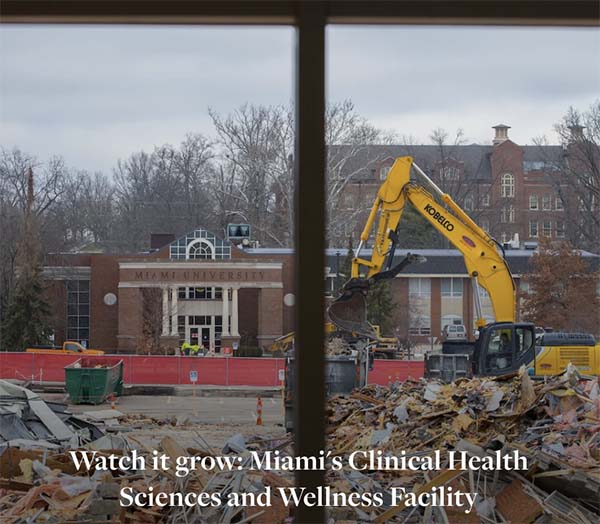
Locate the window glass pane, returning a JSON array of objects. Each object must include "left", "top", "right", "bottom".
[
  {"left": 441, "top": 278, "right": 451, "bottom": 296},
  {"left": 453, "top": 278, "right": 463, "bottom": 296}
]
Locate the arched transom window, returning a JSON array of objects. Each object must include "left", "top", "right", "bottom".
[
  {"left": 187, "top": 239, "right": 214, "bottom": 260},
  {"left": 501, "top": 173, "right": 515, "bottom": 198},
  {"left": 169, "top": 228, "right": 231, "bottom": 260}
]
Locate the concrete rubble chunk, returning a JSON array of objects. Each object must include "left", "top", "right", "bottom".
[
  {"left": 0, "top": 379, "right": 102, "bottom": 449},
  {"left": 423, "top": 382, "right": 441, "bottom": 401},
  {"left": 223, "top": 433, "right": 247, "bottom": 454}
]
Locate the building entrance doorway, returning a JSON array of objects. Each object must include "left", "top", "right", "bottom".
[{"left": 185, "top": 317, "right": 217, "bottom": 350}]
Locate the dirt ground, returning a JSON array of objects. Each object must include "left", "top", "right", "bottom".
[{"left": 41, "top": 392, "right": 287, "bottom": 449}]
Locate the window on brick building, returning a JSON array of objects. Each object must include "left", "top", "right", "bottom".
[
  {"left": 379, "top": 166, "right": 391, "bottom": 180},
  {"left": 66, "top": 280, "right": 90, "bottom": 344},
  {"left": 542, "top": 195, "right": 551, "bottom": 210},
  {"left": 441, "top": 278, "right": 463, "bottom": 297},
  {"left": 409, "top": 278, "right": 431, "bottom": 297},
  {"left": 556, "top": 221, "right": 565, "bottom": 238},
  {"left": 481, "top": 219, "right": 490, "bottom": 232},
  {"left": 543, "top": 221, "right": 552, "bottom": 237},
  {"left": 501, "top": 205, "right": 514, "bottom": 223},
  {"left": 555, "top": 197, "right": 564, "bottom": 211},
  {"left": 501, "top": 173, "right": 514, "bottom": 198},
  {"left": 481, "top": 193, "right": 490, "bottom": 207},
  {"left": 440, "top": 166, "right": 460, "bottom": 180},
  {"left": 529, "top": 195, "right": 538, "bottom": 210},
  {"left": 409, "top": 315, "right": 431, "bottom": 336},
  {"left": 529, "top": 221, "right": 538, "bottom": 237},
  {"left": 464, "top": 195, "right": 474, "bottom": 211}
]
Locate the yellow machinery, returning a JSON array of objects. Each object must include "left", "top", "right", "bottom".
[
  {"left": 268, "top": 323, "right": 401, "bottom": 359},
  {"left": 329, "top": 156, "right": 599, "bottom": 376}
]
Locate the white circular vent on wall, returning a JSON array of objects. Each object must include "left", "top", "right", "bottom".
[
  {"left": 103, "top": 293, "right": 117, "bottom": 306},
  {"left": 283, "top": 293, "right": 295, "bottom": 307}
]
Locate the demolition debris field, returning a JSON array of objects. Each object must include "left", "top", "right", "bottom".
[{"left": 0, "top": 366, "right": 599, "bottom": 524}]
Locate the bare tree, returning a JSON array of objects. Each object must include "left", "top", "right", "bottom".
[
  {"left": 209, "top": 104, "right": 293, "bottom": 246},
  {"left": 0, "top": 148, "right": 72, "bottom": 335},
  {"left": 113, "top": 134, "right": 216, "bottom": 249},
  {"left": 325, "top": 100, "right": 395, "bottom": 246},
  {"left": 549, "top": 102, "right": 599, "bottom": 252}
]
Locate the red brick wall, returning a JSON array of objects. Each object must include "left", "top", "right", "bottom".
[
  {"left": 90, "top": 255, "right": 120, "bottom": 350},
  {"left": 257, "top": 288, "right": 283, "bottom": 348},
  {"left": 117, "top": 287, "right": 142, "bottom": 351},
  {"left": 238, "top": 288, "right": 259, "bottom": 343}
]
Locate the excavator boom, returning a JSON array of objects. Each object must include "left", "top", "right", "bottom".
[{"left": 328, "top": 156, "right": 516, "bottom": 336}]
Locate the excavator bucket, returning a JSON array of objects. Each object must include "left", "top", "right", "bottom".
[
  {"left": 328, "top": 280, "right": 379, "bottom": 339},
  {"left": 328, "top": 254, "right": 426, "bottom": 339}
]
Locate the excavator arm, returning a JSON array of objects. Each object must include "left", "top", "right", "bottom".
[{"left": 329, "top": 156, "right": 516, "bottom": 336}]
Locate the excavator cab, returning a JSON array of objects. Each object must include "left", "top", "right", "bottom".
[{"left": 473, "top": 322, "right": 536, "bottom": 376}]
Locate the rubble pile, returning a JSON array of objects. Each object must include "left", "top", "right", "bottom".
[
  {"left": 326, "top": 366, "right": 600, "bottom": 523},
  {"left": 0, "top": 378, "right": 293, "bottom": 523},
  {"left": 0, "top": 416, "right": 293, "bottom": 523},
  {"left": 0, "top": 381, "right": 103, "bottom": 449},
  {"left": 1, "top": 368, "right": 599, "bottom": 524},
  {"left": 326, "top": 337, "right": 354, "bottom": 356}
]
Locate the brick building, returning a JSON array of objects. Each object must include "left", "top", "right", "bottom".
[
  {"left": 337, "top": 125, "right": 588, "bottom": 248},
  {"left": 43, "top": 228, "right": 294, "bottom": 353},
  {"left": 42, "top": 229, "right": 599, "bottom": 351}
]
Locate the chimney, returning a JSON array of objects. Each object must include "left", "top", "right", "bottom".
[
  {"left": 568, "top": 124, "right": 585, "bottom": 142},
  {"left": 150, "top": 233, "right": 175, "bottom": 250},
  {"left": 492, "top": 124, "right": 511, "bottom": 145}
]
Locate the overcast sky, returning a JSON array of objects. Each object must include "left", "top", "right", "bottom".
[{"left": 1, "top": 25, "right": 598, "bottom": 173}]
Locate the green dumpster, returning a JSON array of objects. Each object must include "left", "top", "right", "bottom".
[{"left": 65, "top": 357, "right": 124, "bottom": 405}]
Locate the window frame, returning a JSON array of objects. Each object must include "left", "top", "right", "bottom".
[
  {"left": 500, "top": 173, "right": 515, "bottom": 198},
  {"left": 542, "top": 194, "right": 551, "bottom": 211},
  {"left": 543, "top": 220, "right": 552, "bottom": 237},
  {"left": 529, "top": 195, "right": 538, "bottom": 210},
  {"left": 529, "top": 220, "right": 539, "bottom": 237},
  {"left": 441, "top": 277, "right": 463, "bottom": 298},
  {"left": 4, "top": 4, "right": 592, "bottom": 520},
  {"left": 409, "top": 277, "right": 431, "bottom": 297}
]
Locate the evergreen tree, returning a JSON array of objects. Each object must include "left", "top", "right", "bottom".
[
  {"left": 396, "top": 206, "right": 441, "bottom": 248},
  {"left": 367, "top": 281, "right": 395, "bottom": 335},
  {"left": 1, "top": 168, "right": 52, "bottom": 350},
  {"left": 336, "top": 235, "right": 396, "bottom": 333},
  {"left": 336, "top": 235, "right": 354, "bottom": 293}
]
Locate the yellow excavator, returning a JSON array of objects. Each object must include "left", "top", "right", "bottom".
[{"left": 329, "top": 156, "right": 600, "bottom": 376}]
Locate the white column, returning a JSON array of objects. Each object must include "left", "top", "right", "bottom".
[
  {"left": 231, "top": 288, "right": 239, "bottom": 337},
  {"left": 161, "top": 287, "right": 169, "bottom": 336},
  {"left": 170, "top": 286, "right": 179, "bottom": 336},
  {"left": 221, "top": 287, "right": 230, "bottom": 336}
]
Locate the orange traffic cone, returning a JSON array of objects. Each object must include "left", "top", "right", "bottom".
[
  {"left": 256, "top": 396, "right": 263, "bottom": 426},
  {"left": 109, "top": 393, "right": 117, "bottom": 410}
]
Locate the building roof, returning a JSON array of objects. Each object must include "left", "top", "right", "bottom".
[
  {"left": 332, "top": 142, "right": 565, "bottom": 183},
  {"left": 246, "top": 247, "right": 600, "bottom": 276}
]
